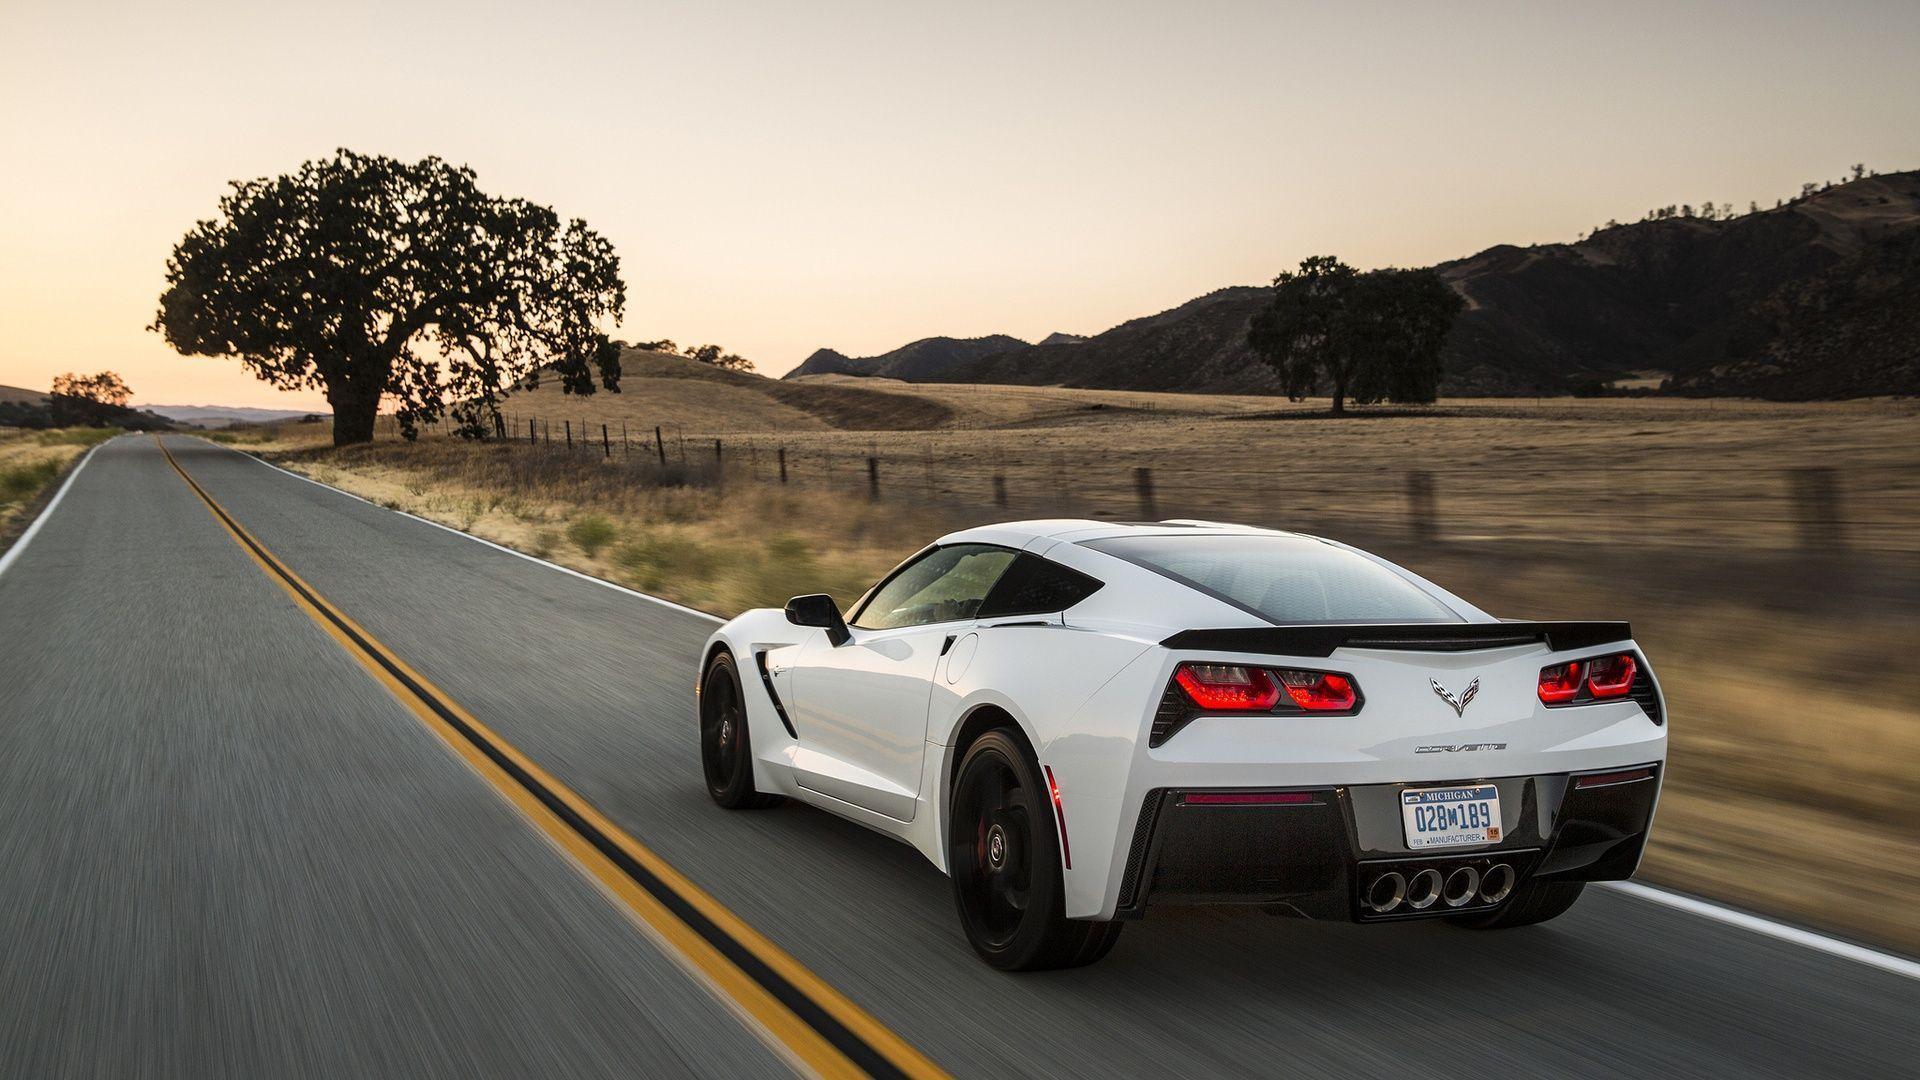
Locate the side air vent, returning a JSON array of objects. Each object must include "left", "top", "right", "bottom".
[
  {"left": 1629, "top": 661, "right": 1663, "bottom": 726},
  {"left": 1117, "top": 790, "right": 1167, "bottom": 911}
]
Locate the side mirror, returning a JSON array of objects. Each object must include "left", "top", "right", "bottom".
[{"left": 784, "top": 594, "right": 850, "bottom": 646}]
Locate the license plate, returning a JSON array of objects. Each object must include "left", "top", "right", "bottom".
[{"left": 1400, "top": 784, "right": 1502, "bottom": 850}]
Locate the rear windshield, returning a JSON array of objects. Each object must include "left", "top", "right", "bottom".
[{"left": 1083, "top": 534, "right": 1462, "bottom": 624}]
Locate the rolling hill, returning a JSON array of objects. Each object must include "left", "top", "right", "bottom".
[
  {"left": 787, "top": 335, "right": 1030, "bottom": 381},
  {"left": 139, "top": 404, "right": 324, "bottom": 428},
  {"left": 798, "top": 171, "right": 1920, "bottom": 399},
  {"left": 503, "top": 347, "right": 958, "bottom": 434}
]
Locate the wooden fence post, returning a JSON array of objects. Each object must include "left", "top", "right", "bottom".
[
  {"left": 655, "top": 425, "right": 666, "bottom": 466},
  {"left": 1789, "top": 467, "right": 1846, "bottom": 553},
  {"left": 778, "top": 447, "right": 788, "bottom": 483},
  {"left": 867, "top": 456, "right": 880, "bottom": 501},
  {"left": 993, "top": 473, "right": 1008, "bottom": 508},
  {"left": 602, "top": 424, "right": 611, "bottom": 458},
  {"left": 1133, "top": 466, "right": 1157, "bottom": 519},
  {"left": 1407, "top": 470, "right": 1438, "bottom": 543},
  {"left": 564, "top": 420, "right": 572, "bottom": 449}
]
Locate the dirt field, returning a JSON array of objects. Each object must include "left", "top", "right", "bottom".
[{"left": 239, "top": 376, "right": 1920, "bottom": 954}]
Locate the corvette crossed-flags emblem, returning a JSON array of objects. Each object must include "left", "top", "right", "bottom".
[{"left": 1430, "top": 677, "right": 1480, "bottom": 718}]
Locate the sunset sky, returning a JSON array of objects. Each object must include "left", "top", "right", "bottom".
[{"left": 3, "top": 1, "right": 1917, "bottom": 409}]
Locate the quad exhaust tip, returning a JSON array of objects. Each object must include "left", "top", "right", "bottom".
[
  {"left": 1443, "top": 866, "right": 1481, "bottom": 907},
  {"left": 1367, "top": 862, "right": 1515, "bottom": 914},
  {"left": 1364, "top": 872, "right": 1406, "bottom": 913},
  {"left": 1405, "top": 868, "right": 1443, "bottom": 911},
  {"left": 1478, "top": 863, "right": 1515, "bottom": 904}
]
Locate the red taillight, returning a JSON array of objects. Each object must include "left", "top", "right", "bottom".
[
  {"left": 1537, "top": 661, "right": 1584, "bottom": 704},
  {"left": 1540, "top": 652, "right": 1639, "bottom": 705},
  {"left": 1277, "top": 670, "right": 1358, "bottom": 712},
  {"left": 1586, "top": 654, "right": 1636, "bottom": 698},
  {"left": 1174, "top": 663, "right": 1281, "bottom": 711}
]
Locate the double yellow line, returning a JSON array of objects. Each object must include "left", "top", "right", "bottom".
[{"left": 158, "top": 437, "right": 945, "bottom": 1080}]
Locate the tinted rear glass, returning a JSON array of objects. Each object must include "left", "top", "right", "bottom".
[{"left": 1083, "top": 534, "right": 1461, "bottom": 624}]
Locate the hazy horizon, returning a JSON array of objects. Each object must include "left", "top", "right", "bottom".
[{"left": 3, "top": 0, "right": 1918, "bottom": 409}]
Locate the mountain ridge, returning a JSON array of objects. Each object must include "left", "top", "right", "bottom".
[{"left": 792, "top": 171, "right": 1920, "bottom": 399}]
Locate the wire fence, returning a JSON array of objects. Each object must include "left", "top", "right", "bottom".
[{"left": 381, "top": 411, "right": 1920, "bottom": 557}]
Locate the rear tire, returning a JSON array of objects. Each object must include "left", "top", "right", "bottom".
[
  {"left": 700, "top": 651, "right": 784, "bottom": 810},
  {"left": 1448, "top": 880, "right": 1585, "bottom": 929},
  {"left": 948, "top": 729, "right": 1122, "bottom": 970}
]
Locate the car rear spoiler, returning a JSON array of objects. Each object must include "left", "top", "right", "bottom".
[{"left": 1160, "top": 621, "right": 1632, "bottom": 658}]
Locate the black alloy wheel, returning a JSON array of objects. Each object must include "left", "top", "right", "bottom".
[
  {"left": 700, "top": 651, "right": 782, "bottom": 809},
  {"left": 948, "top": 729, "right": 1122, "bottom": 970}
]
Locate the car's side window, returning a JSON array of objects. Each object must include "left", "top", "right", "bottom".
[
  {"left": 849, "top": 544, "right": 1017, "bottom": 630},
  {"left": 974, "top": 553, "right": 1104, "bottom": 619}
]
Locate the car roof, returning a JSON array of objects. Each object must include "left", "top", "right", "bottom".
[{"left": 937, "top": 518, "right": 1318, "bottom": 548}]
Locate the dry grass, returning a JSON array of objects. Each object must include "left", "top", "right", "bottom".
[
  {"left": 258, "top": 424, "right": 952, "bottom": 617},
  {"left": 442, "top": 361, "right": 1920, "bottom": 554},
  {"left": 237, "top": 387, "right": 1920, "bottom": 953},
  {"left": 0, "top": 427, "right": 107, "bottom": 536}
]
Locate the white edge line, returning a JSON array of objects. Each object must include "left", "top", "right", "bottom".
[
  {"left": 0, "top": 438, "right": 106, "bottom": 580},
  {"left": 1601, "top": 881, "right": 1920, "bottom": 982},
  {"left": 195, "top": 440, "right": 1920, "bottom": 984},
  {"left": 205, "top": 438, "right": 724, "bottom": 625}
]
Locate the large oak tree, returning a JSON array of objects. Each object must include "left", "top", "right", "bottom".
[
  {"left": 1247, "top": 256, "right": 1461, "bottom": 413},
  {"left": 154, "top": 150, "right": 625, "bottom": 446}
]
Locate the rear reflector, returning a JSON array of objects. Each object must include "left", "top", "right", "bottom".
[
  {"left": 1574, "top": 767, "right": 1654, "bottom": 790},
  {"left": 1043, "top": 765, "right": 1072, "bottom": 869},
  {"left": 1174, "top": 663, "right": 1282, "bottom": 711},
  {"left": 1181, "top": 791, "right": 1315, "bottom": 806}
]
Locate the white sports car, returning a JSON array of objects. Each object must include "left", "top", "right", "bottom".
[{"left": 696, "top": 520, "right": 1666, "bottom": 970}]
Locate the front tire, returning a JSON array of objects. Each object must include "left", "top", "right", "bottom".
[
  {"left": 1448, "top": 880, "right": 1585, "bottom": 929},
  {"left": 947, "top": 730, "right": 1122, "bottom": 970},
  {"left": 700, "top": 651, "right": 783, "bottom": 810}
]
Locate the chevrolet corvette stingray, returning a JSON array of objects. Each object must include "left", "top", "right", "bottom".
[{"left": 696, "top": 520, "right": 1666, "bottom": 969}]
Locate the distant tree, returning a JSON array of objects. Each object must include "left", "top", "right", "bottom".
[
  {"left": 685, "top": 343, "right": 755, "bottom": 372},
  {"left": 49, "top": 371, "right": 132, "bottom": 425},
  {"left": 636, "top": 339, "right": 680, "bottom": 355},
  {"left": 153, "top": 150, "right": 625, "bottom": 447},
  {"left": 0, "top": 400, "right": 52, "bottom": 428},
  {"left": 1246, "top": 256, "right": 1462, "bottom": 414},
  {"left": 1851, "top": 163, "right": 1866, "bottom": 181},
  {"left": 1344, "top": 269, "right": 1464, "bottom": 407},
  {"left": 1749, "top": 200, "right": 1760, "bottom": 215},
  {"left": 1681, "top": 204, "right": 1694, "bottom": 218},
  {"left": 1800, "top": 182, "right": 1819, "bottom": 199}
]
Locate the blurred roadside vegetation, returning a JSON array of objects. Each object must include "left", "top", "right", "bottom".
[{"left": 0, "top": 427, "right": 118, "bottom": 535}]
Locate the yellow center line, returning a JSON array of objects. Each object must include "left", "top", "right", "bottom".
[{"left": 156, "top": 436, "right": 946, "bottom": 1080}]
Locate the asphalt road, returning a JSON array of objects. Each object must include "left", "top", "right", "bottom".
[{"left": 2, "top": 433, "right": 1915, "bottom": 1079}]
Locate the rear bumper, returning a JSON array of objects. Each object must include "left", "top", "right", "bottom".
[{"left": 1113, "top": 764, "right": 1661, "bottom": 920}]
